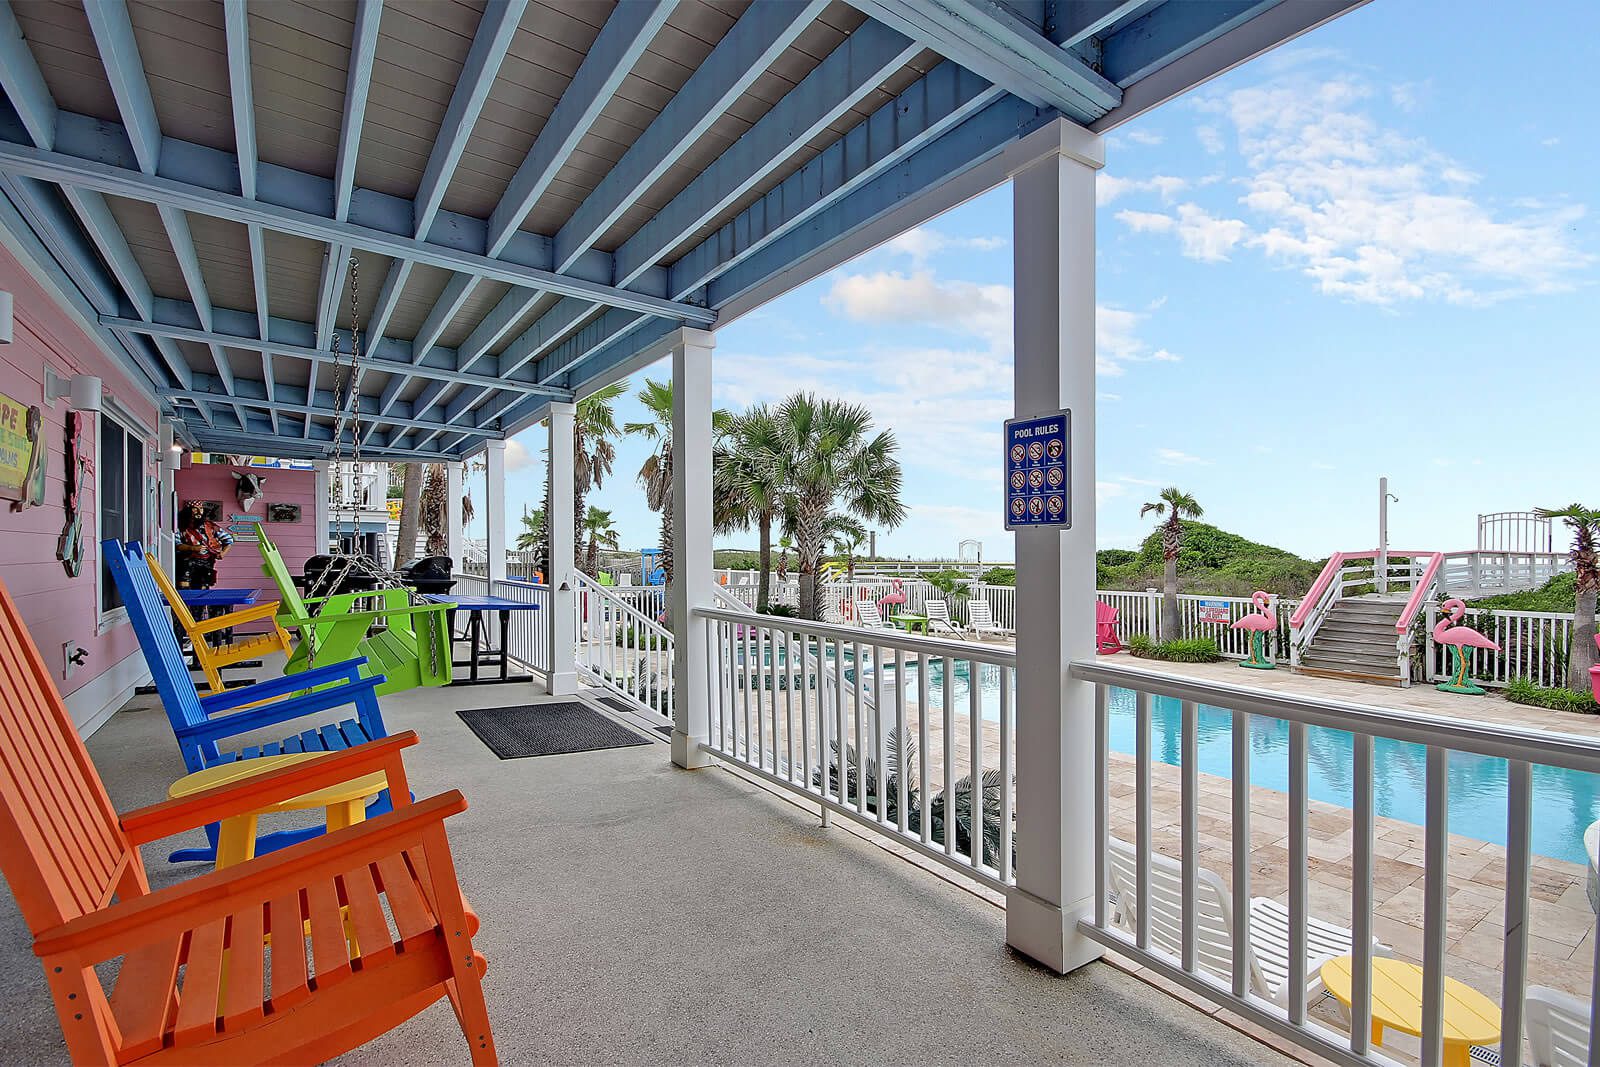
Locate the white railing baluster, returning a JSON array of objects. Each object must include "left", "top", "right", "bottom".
[
  {"left": 853, "top": 639, "right": 866, "bottom": 815},
  {"left": 895, "top": 648, "right": 908, "bottom": 835},
  {"left": 784, "top": 628, "right": 796, "bottom": 782},
  {"left": 1351, "top": 732, "right": 1374, "bottom": 1057},
  {"left": 1501, "top": 758, "right": 1531, "bottom": 1067},
  {"left": 918, "top": 651, "right": 931, "bottom": 849},
  {"left": 800, "top": 630, "right": 812, "bottom": 788},
  {"left": 1231, "top": 706, "right": 1251, "bottom": 1000},
  {"left": 742, "top": 623, "right": 754, "bottom": 762},
  {"left": 1421, "top": 746, "right": 1448, "bottom": 1067},
  {"left": 1135, "top": 689, "right": 1151, "bottom": 952},
  {"left": 1180, "top": 698, "right": 1197, "bottom": 974},
  {"left": 834, "top": 638, "right": 848, "bottom": 808},
  {"left": 1093, "top": 683, "right": 1107, "bottom": 929},
  {"left": 1000, "top": 666, "right": 1013, "bottom": 884},
  {"left": 969, "top": 664, "right": 983, "bottom": 870},
  {"left": 1288, "top": 719, "right": 1308, "bottom": 1026},
  {"left": 874, "top": 642, "right": 887, "bottom": 824},
  {"left": 942, "top": 654, "right": 957, "bottom": 858}
]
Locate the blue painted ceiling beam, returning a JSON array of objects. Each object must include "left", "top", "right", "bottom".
[
  {"left": 1099, "top": 0, "right": 1279, "bottom": 86},
  {"left": 162, "top": 377, "right": 505, "bottom": 439},
  {"left": 846, "top": 0, "right": 1119, "bottom": 120},
  {"left": 335, "top": 0, "right": 383, "bottom": 224},
  {"left": 485, "top": 0, "right": 677, "bottom": 258},
  {"left": 0, "top": 117, "right": 715, "bottom": 324},
  {"left": 550, "top": 0, "right": 828, "bottom": 275},
  {"left": 1046, "top": 0, "right": 1152, "bottom": 46},
  {"left": 105, "top": 303, "right": 573, "bottom": 398}
]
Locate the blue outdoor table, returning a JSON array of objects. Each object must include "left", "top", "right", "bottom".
[
  {"left": 425, "top": 594, "right": 541, "bottom": 685},
  {"left": 178, "top": 587, "right": 261, "bottom": 608}
]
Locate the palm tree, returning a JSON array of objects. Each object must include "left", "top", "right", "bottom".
[
  {"left": 827, "top": 516, "right": 868, "bottom": 581},
  {"left": 1536, "top": 504, "right": 1599, "bottom": 691},
  {"left": 580, "top": 505, "right": 621, "bottom": 576},
  {"left": 515, "top": 507, "right": 545, "bottom": 552},
  {"left": 392, "top": 462, "right": 424, "bottom": 565},
  {"left": 713, "top": 405, "right": 785, "bottom": 611},
  {"left": 776, "top": 533, "right": 792, "bottom": 582},
  {"left": 626, "top": 378, "right": 731, "bottom": 589},
  {"left": 567, "top": 383, "right": 625, "bottom": 574},
  {"left": 772, "top": 394, "right": 905, "bottom": 621},
  {"left": 1140, "top": 487, "right": 1203, "bottom": 641}
]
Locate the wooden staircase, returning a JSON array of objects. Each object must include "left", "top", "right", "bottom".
[{"left": 1296, "top": 598, "right": 1406, "bottom": 685}]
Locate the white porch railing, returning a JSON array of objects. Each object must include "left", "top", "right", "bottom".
[
  {"left": 695, "top": 606, "right": 1018, "bottom": 892},
  {"left": 1071, "top": 658, "right": 1600, "bottom": 1067},
  {"left": 450, "top": 575, "right": 550, "bottom": 673},
  {"left": 1439, "top": 550, "right": 1571, "bottom": 599},
  {"left": 574, "top": 572, "right": 673, "bottom": 721},
  {"left": 1424, "top": 604, "right": 1579, "bottom": 690}
]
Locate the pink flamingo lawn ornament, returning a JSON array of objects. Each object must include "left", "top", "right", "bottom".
[
  {"left": 1230, "top": 591, "right": 1276, "bottom": 670},
  {"left": 877, "top": 578, "right": 907, "bottom": 620},
  {"left": 1434, "top": 598, "right": 1500, "bottom": 694}
]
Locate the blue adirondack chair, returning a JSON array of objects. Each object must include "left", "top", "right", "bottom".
[{"left": 102, "top": 539, "right": 397, "bottom": 863}]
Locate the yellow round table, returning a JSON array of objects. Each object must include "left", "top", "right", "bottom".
[
  {"left": 168, "top": 752, "right": 389, "bottom": 868},
  {"left": 1320, "top": 955, "right": 1500, "bottom": 1067}
]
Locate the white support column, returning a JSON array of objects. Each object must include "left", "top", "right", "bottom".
[
  {"left": 157, "top": 420, "right": 177, "bottom": 573},
  {"left": 482, "top": 442, "right": 506, "bottom": 584},
  {"left": 311, "top": 460, "right": 331, "bottom": 554},
  {"left": 1005, "top": 118, "right": 1104, "bottom": 974},
  {"left": 546, "top": 405, "right": 578, "bottom": 695},
  {"left": 445, "top": 460, "right": 465, "bottom": 571},
  {"left": 670, "top": 328, "right": 717, "bottom": 769}
]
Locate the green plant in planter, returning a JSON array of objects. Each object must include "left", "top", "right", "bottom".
[{"left": 1128, "top": 634, "right": 1223, "bottom": 663}]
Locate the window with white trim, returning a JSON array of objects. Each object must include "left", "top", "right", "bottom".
[{"left": 98, "top": 414, "right": 145, "bottom": 613}]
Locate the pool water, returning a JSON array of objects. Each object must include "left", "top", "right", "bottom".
[{"left": 869, "top": 657, "right": 1600, "bottom": 865}]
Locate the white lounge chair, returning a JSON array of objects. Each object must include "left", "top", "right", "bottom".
[
  {"left": 965, "top": 600, "right": 1013, "bottom": 640},
  {"left": 854, "top": 599, "right": 896, "bottom": 629},
  {"left": 1107, "top": 837, "right": 1390, "bottom": 1010},
  {"left": 1527, "top": 985, "right": 1590, "bottom": 1066},
  {"left": 924, "top": 599, "right": 967, "bottom": 639}
]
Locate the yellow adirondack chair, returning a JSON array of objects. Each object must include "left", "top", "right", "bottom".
[{"left": 146, "top": 553, "right": 294, "bottom": 695}]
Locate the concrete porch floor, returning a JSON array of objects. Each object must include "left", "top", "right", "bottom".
[{"left": 0, "top": 676, "right": 1302, "bottom": 1066}]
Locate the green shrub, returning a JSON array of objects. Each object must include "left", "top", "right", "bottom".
[
  {"left": 979, "top": 566, "right": 1015, "bottom": 586},
  {"left": 1506, "top": 676, "right": 1600, "bottom": 714},
  {"left": 763, "top": 604, "right": 799, "bottom": 618},
  {"left": 615, "top": 625, "right": 666, "bottom": 650},
  {"left": 1127, "top": 635, "right": 1223, "bottom": 663}
]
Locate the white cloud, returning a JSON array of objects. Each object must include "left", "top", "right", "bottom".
[
  {"left": 1196, "top": 125, "right": 1225, "bottom": 154},
  {"left": 1188, "top": 71, "right": 1593, "bottom": 305},
  {"left": 1120, "top": 128, "right": 1164, "bottom": 147},
  {"left": 1098, "top": 303, "right": 1181, "bottom": 376},
  {"left": 1098, "top": 174, "right": 1188, "bottom": 207},
  {"left": 1096, "top": 481, "right": 1127, "bottom": 502},
  {"left": 881, "top": 227, "right": 1006, "bottom": 266},
  {"left": 1156, "top": 448, "right": 1209, "bottom": 465},
  {"left": 504, "top": 438, "right": 533, "bottom": 472},
  {"left": 1116, "top": 209, "right": 1174, "bottom": 233},
  {"left": 823, "top": 270, "right": 1012, "bottom": 348},
  {"left": 1541, "top": 137, "right": 1561, "bottom": 148}
]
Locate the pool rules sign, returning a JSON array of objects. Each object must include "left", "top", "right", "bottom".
[{"left": 1004, "top": 410, "right": 1070, "bottom": 530}]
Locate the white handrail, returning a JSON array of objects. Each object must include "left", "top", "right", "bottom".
[{"left": 575, "top": 572, "right": 673, "bottom": 721}]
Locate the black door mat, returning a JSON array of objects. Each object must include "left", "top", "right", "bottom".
[
  {"left": 597, "top": 695, "right": 674, "bottom": 735},
  {"left": 456, "top": 702, "right": 654, "bottom": 759}
]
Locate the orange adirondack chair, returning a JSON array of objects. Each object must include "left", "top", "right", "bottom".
[
  {"left": 0, "top": 579, "right": 497, "bottom": 1064},
  {"left": 144, "top": 550, "right": 293, "bottom": 695}
]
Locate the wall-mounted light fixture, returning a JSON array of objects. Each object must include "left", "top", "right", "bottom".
[
  {"left": 44, "top": 369, "right": 103, "bottom": 412},
  {"left": 0, "top": 291, "right": 12, "bottom": 344}
]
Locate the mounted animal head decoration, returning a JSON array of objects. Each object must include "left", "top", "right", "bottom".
[{"left": 231, "top": 470, "right": 267, "bottom": 512}]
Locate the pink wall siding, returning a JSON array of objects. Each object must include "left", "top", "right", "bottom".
[
  {"left": 0, "top": 241, "right": 157, "bottom": 719},
  {"left": 172, "top": 463, "right": 319, "bottom": 600}
]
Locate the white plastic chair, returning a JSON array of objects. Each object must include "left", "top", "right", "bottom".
[
  {"left": 854, "top": 599, "right": 896, "bottom": 629},
  {"left": 924, "top": 599, "right": 966, "bottom": 639},
  {"left": 1107, "top": 837, "right": 1389, "bottom": 1010},
  {"left": 1526, "top": 986, "right": 1590, "bottom": 1066},
  {"left": 965, "top": 600, "right": 1013, "bottom": 640}
]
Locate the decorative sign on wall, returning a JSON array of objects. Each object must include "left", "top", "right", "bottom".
[
  {"left": 226, "top": 514, "right": 262, "bottom": 542},
  {"left": 0, "top": 389, "right": 43, "bottom": 508},
  {"left": 56, "top": 411, "right": 92, "bottom": 577},
  {"left": 267, "top": 502, "right": 301, "bottom": 523},
  {"left": 1197, "top": 600, "right": 1231, "bottom": 625},
  {"left": 1004, "top": 409, "right": 1070, "bottom": 530}
]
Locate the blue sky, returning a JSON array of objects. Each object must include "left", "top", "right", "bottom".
[{"left": 471, "top": 0, "right": 1597, "bottom": 562}]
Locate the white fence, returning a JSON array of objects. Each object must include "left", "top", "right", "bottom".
[
  {"left": 1072, "top": 658, "right": 1600, "bottom": 1067},
  {"left": 696, "top": 606, "right": 1017, "bottom": 891},
  {"left": 1440, "top": 550, "right": 1570, "bottom": 599},
  {"left": 1423, "top": 605, "right": 1578, "bottom": 690}
]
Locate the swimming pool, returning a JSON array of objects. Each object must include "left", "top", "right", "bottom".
[{"left": 877, "top": 657, "right": 1600, "bottom": 864}]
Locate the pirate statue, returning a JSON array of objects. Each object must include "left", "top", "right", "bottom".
[{"left": 176, "top": 501, "right": 234, "bottom": 590}]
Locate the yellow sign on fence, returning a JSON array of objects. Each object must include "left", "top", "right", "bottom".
[{"left": 0, "top": 391, "right": 41, "bottom": 503}]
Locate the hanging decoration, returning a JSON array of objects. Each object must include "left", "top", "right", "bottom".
[{"left": 56, "top": 411, "right": 92, "bottom": 577}]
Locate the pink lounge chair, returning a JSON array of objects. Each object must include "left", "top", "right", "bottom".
[{"left": 1096, "top": 601, "right": 1122, "bottom": 655}]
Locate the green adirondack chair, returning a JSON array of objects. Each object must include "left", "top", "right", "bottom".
[{"left": 255, "top": 526, "right": 452, "bottom": 695}]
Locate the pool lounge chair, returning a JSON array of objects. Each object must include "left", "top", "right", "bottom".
[
  {"left": 965, "top": 600, "right": 1013, "bottom": 641},
  {"left": 1107, "top": 837, "right": 1390, "bottom": 1011},
  {"left": 924, "top": 599, "right": 966, "bottom": 639},
  {"left": 854, "top": 599, "right": 897, "bottom": 629},
  {"left": 1526, "top": 985, "right": 1590, "bottom": 1066}
]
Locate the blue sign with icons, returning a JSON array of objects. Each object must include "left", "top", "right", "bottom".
[{"left": 1004, "top": 409, "right": 1070, "bottom": 530}]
